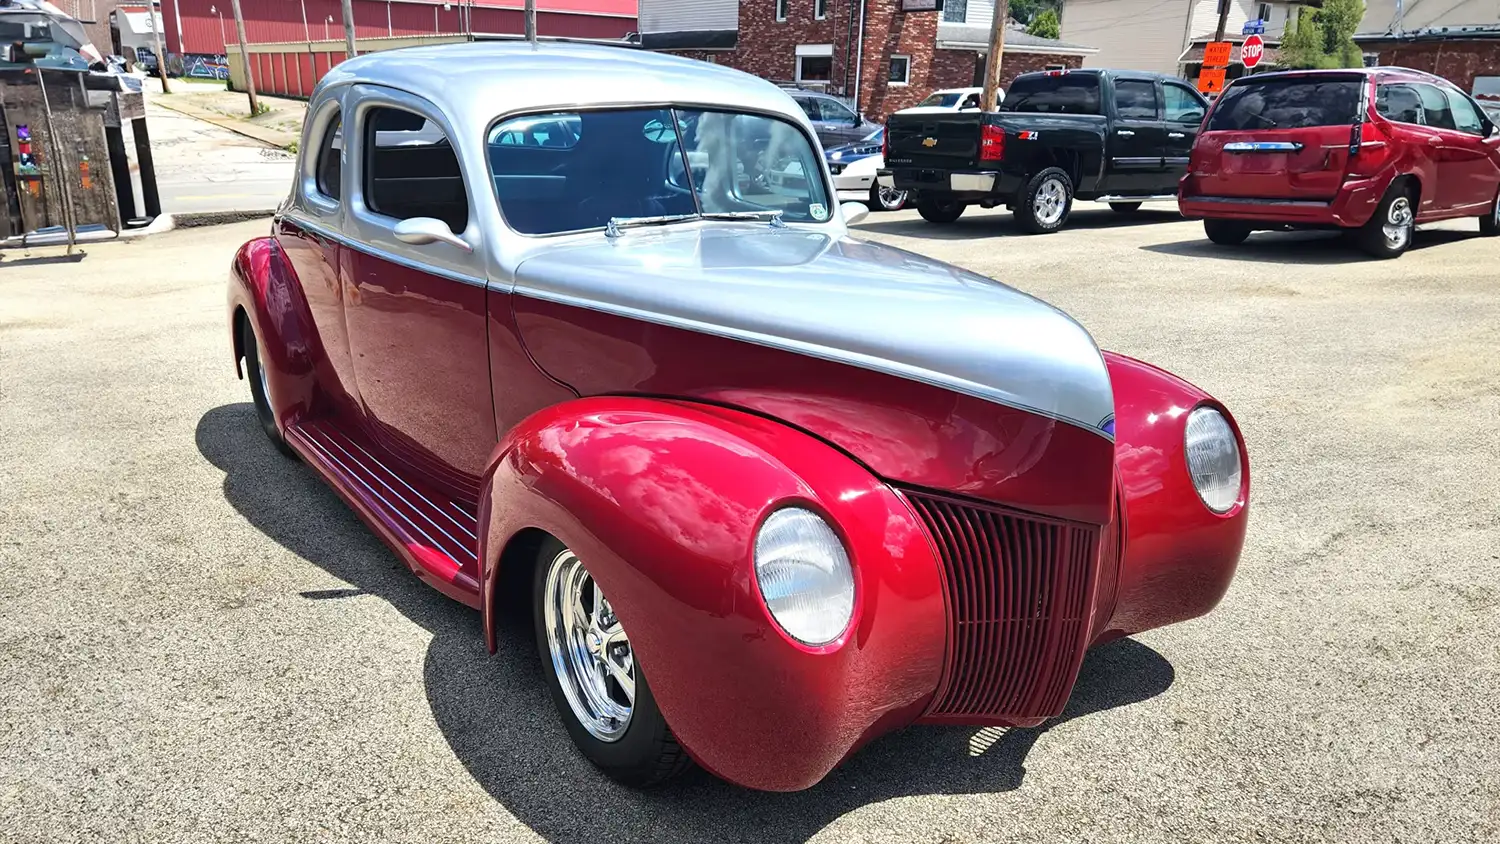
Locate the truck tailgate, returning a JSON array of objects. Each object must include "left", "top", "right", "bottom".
[{"left": 885, "top": 113, "right": 983, "bottom": 169}]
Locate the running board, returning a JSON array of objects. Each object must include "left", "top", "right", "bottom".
[
  {"left": 285, "top": 418, "right": 483, "bottom": 608},
  {"left": 1092, "top": 195, "right": 1179, "bottom": 204}
]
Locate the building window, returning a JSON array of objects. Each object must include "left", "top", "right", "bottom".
[
  {"left": 776, "top": 0, "right": 787, "bottom": 22},
  {"left": 815, "top": 0, "right": 827, "bottom": 19},
  {"left": 795, "top": 44, "right": 834, "bottom": 83},
  {"left": 889, "top": 55, "right": 910, "bottom": 86},
  {"left": 1257, "top": 2, "right": 1271, "bottom": 23},
  {"left": 942, "top": 0, "right": 967, "bottom": 22}
]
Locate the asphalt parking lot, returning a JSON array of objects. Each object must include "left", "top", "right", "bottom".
[{"left": 2, "top": 207, "right": 1498, "bottom": 843}]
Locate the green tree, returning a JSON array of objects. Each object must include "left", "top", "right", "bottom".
[
  {"left": 1276, "top": 0, "right": 1365, "bottom": 70},
  {"left": 1277, "top": 9, "right": 1327, "bottom": 69},
  {"left": 1027, "top": 8, "right": 1061, "bottom": 40}
]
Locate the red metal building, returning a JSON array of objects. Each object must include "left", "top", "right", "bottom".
[{"left": 161, "top": 0, "right": 637, "bottom": 56}]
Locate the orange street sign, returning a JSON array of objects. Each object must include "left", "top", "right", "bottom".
[
  {"left": 1203, "top": 41, "right": 1233, "bottom": 67},
  {"left": 1197, "top": 67, "right": 1227, "bottom": 94}
]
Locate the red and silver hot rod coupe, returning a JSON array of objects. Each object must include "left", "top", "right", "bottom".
[{"left": 227, "top": 43, "right": 1249, "bottom": 792}]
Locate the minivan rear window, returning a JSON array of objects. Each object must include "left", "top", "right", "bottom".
[
  {"left": 1206, "top": 77, "right": 1364, "bottom": 131},
  {"left": 1000, "top": 74, "right": 1101, "bottom": 115}
]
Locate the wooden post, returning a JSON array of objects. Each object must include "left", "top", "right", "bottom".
[
  {"left": 230, "top": 0, "right": 259, "bottom": 115},
  {"left": 980, "top": 0, "right": 1010, "bottom": 111},
  {"left": 524, "top": 0, "right": 537, "bottom": 42},
  {"left": 151, "top": 0, "right": 172, "bottom": 94},
  {"left": 341, "top": 0, "right": 358, "bottom": 60},
  {"left": 1214, "top": 0, "right": 1232, "bottom": 41}
]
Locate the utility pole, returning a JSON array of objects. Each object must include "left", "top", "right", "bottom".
[
  {"left": 341, "top": 0, "right": 358, "bottom": 59},
  {"left": 230, "top": 0, "right": 259, "bottom": 115},
  {"left": 151, "top": 0, "right": 172, "bottom": 94},
  {"left": 525, "top": 0, "right": 537, "bottom": 42},
  {"left": 980, "top": 0, "right": 1009, "bottom": 111},
  {"left": 1213, "top": 0, "right": 1232, "bottom": 42}
]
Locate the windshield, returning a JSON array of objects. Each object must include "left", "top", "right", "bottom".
[
  {"left": 486, "top": 108, "right": 832, "bottom": 235},
  {"left": 1206, "top": 77, "right": 1364, "bottom": 131},
  {"left": 919, "top": 92, "right": 963, "bottom": 108}
]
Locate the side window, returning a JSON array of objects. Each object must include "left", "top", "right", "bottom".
[
  {"left": 363, "top": 106, "right": 469, "bottom": 235},
  {"left": 1114, "top": 80, "right": 1159, "bottom": 120},
  {"left": 1376, "top": 84, "right": 1423, "bottom": 125},
  {"left": 818, "top": 97, "right": 855, "bottom": 123},
  {"left": 1415, "top": 84, "right": 1456, "bottom": 130},
  {"left": 792, "top": 97, "right": 816, "bottom": 121},
  {"left": 314, "top": 110, "right": 342, "bottom": 201},
  {"left": 1163, "top": 83, "right": 1205, "bottom": 124},
  {"left": 1445, "top": 89, "right": 1486, "bottom": 135}
]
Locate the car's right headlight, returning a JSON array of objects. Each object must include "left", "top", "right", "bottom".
[
  {"left": 753, "top": 507, "right": 855, "bottom": 646},
  {"left": 1184, "top": 406, "right": 1243, "bottom": 513}
]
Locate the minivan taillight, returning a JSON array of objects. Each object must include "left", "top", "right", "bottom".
[{"left": 979, "top": 124, "right": 1005, "bottom": 162}]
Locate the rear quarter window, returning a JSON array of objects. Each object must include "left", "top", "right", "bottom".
[{"left": 1207, "top": 78, "right": 1364, "bottom": 130}]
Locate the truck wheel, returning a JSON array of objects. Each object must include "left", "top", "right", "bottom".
[
  {"left": 1356, "top": 183, "right": 1415, "bottom": 259},
  {"left": 534, "top": 537, "right": 692, "bottom": 787},
  {"left": 870, "top": 183, "right": 909, "bottom": 212},
  {"left": 1203, "top": 219, "right": 1251, "bottom": 246},
  {"left": 1480, "top": 187, "right": 1499, "bottom": 236},
  {"left": 1014, "top": 168, "right": 1073, "bottom": 234},
  {"left": 1109, "top": 202, "right": 1143, "bottom": 213},
  {"left": 917, "top": 198, "right": 965, "bottom": 224}
]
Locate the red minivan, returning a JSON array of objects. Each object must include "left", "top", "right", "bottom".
[{"left": 1179, "top": 68, "right": 1500, "bottom": 258}]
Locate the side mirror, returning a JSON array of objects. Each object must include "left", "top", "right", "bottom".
[
  {"left": 841, "top": 201, "right": 870, "bottom": 226},
  {"left": 393, "top": 217, "right": 472, "bottom": 253}
]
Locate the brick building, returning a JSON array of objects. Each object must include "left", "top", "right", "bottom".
[
  {"left": 1355, "top": 26, "right": 1500, "bottom": 109},
  {"left": 639, "top": 0, "right": 1096, "bottom": 121}
]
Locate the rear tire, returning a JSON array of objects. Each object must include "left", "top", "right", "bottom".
[
  {"left": 870, "top": 183, "right": 909, "bottom": 212},
  {"left": 533, "top": 537, "right": 691, "bottom": 788},
  {"left": 1109, "top": 201, "right": 1143, "bottom": 213},
  {"left": 1203, "top": 219, "right": 1251, "bottom": 246},
  {"left": 1014, "top": 167, "right": 1074, "bottom": 234},
  {"left": 1480, "top": 187, "right": 1500, "bottom": 236},
  {"left": 1356, "top": 183, "right": 1416, "bottom": 259},
  {"left": 241, "top": 319, "right": 296, "bottom": 459},
  {"left": 917, "top": 197, "right": 965, "bottom": 223}
]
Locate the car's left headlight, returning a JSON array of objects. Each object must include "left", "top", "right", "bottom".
[
  {"left": 753, "top": 507, "right": 855, "bottom": 646},
  {"left": 1184, "top": 406, "right": 1242, "bottom": 513}
]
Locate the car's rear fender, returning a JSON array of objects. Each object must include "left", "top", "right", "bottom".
[
  {"left": 228, "top": 235, "right": 321, "bottom": 428},
  {"left": 477, "top": 396, "right": 946, "bottom": 791},
  {"left": 1098, "top": 351, "right": 1249, "bottom": 639}
]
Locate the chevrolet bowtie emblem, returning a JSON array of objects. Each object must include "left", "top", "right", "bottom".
[{"left": 921, "top": 137, "right": 938, "bottom": 147}]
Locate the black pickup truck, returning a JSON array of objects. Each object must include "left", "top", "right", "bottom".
[{"left": 880, "top": 69, "right": 1210, "bottom": 233}]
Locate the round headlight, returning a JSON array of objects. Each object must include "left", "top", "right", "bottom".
[
  {"left": 1184, "top": 406, "right": 1243, "bottom": 513},
  {"left": 753, "top": 508, "right": 855, "bottom": 646}
]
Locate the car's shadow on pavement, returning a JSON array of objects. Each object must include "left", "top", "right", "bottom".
[
  {"left": 1141, "top": 227, "right": 1480, "bottom": 264},
  {"left": 854, "top": 206, "right": 1184, "bottom": 240},
  {"left": 198, "top": 402, "right": 1176, "bottom": 844}
]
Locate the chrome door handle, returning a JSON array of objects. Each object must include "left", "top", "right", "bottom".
[
  {"left": 1116, "top": 130, "right": 1135, "bottom": 136},
  {"left": 1168, "top": 132, "right": 1186, "bottom": 139}
]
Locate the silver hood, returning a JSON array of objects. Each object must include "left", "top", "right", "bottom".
[{"left": 511, "top": 226, "right": 1114, "bottom": 439}]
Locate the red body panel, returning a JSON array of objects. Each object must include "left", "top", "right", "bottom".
[
  {"left": 1096, "top": 352, "right": 1248, "bottom": 638},
  {"left": 477, "top": 397, "right": 947, "bottom": 791},
  {"left": 230, "top": 219, "right": 1250, "bottom": 790},
  {"left": 1180, "top": 70, "right": 1500, "bottom": 229},
  {"left": 515, "top": 299, "right": 1118, "bottom": 526}
]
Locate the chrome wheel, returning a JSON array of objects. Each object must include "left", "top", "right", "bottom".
[
  {"left": 543, "top": 549, "right": 634, "bottom": 742},
  {"left": 1033, "top": 176, "right": 1068, "bottom": 226},
  {"left": 1382, "top": 195, "right": 1413, "bottom": 249},
  {"left": 877, "top": 185, "right": 907, "bottom": 211},
  {"left": 255, "top": 346, "right": 271, "bottom": 405}
]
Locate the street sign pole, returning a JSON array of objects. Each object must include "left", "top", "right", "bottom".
[
  {"left": 980, "top": 0, "right": 1009, "bottom": 112},
  {"left": 1214, "top": 0, "right": 1230, "bottom": 41}
]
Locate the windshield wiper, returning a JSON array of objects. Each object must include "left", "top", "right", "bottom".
[
  {"left": 701, "top": 210, "right": 787, "bottom": 228},
  {"left": 604, "top": 213, "right": 698, "bottom": 238}
]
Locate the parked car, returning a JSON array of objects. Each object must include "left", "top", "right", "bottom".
[
  {"left": 784, "top": 88, "right": 882, "bottom": 147},
  {"left": 228, "top": 43, "right": 1250, "bottom": 792},
  {"left": 1181, "top": 68, "right": 1500, "bottom": 258},
  {"left": 827, "top": 128, "right": 907, "bottom": 211},
  {"left": 896, "top": 86, "right": 989, "bottom": 114},
  {"left": 881, "top": 68, "right": 1210, "bottom": 232}
]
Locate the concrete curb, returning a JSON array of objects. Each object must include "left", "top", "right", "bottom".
[
  {"left": 152, "top": 97, "right": 299, "bottom": 149},
  {"left": 171, "top": 210, "right": 277, "bottom": 228}
]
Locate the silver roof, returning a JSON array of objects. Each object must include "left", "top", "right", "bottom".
[{"left": 320, "top": 41, "right": 803, "bottom": 135}]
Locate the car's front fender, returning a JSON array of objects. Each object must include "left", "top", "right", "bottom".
[
  {"left": 1100, "top": 352, "right": 1249, "bottom": 639},
  {"left": 477, "top": 396, "right": 946, "bottom": 791},
  {"left": 228, "top": 235, "right": 320, "bottom": 426}
]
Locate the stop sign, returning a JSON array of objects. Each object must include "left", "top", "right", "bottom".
[{"left": 1242, "top": 34, "right": 1265, "bottom": 69}]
